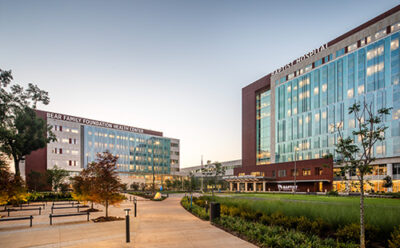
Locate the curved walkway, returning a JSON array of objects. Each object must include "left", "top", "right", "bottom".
[{"left": 0, "top": 194, "right": 256, "bottom": 248}]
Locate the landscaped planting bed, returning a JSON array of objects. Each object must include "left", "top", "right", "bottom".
[{"left": 181, "top": 195, "right": 400, "bottom": 247}]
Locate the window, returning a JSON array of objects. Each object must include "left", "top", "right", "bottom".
[
  {"left": 238, "top": 173, "right": 245, "bottom": 176},
  {"left": 347, "top": 43, "right": 357, "bottom": 52},
  {"left": 391, "top": 22, "right": 400, "bottom": 32},
  {"left": 272, "top": 170, "right": 276, "bottom": 177},
  {"left": 71, "top": 150, "right": 79, "bottom": 155},
  {"left": 69, "top": 160, "right": 72, "bottom": 166},
  {"left": 291, "top": 169, "right": 299, "bottom": 176},
  {"left": 394, "top": 164, "right": 400, "bottom": 175},
  {"left": 391, "top": 39, "right": 399, "bottom": 51},
  {"left": 278, "top": 170, "right": 286, "bottom": 177},
  {"left": 59, "top": 148, "right": 62, "bottom": 154},
  {"left": 336, "top": 48, "right": 345, "bottom": 58},
  {"left": 366, "top": 62, "right": 384, "bottom": 76},
  {"left": 347, "top": 88, "right": 354, "bottom": 98},
  {"left": 302, "top": 169, "right": 311, "bottom": 176},
  {"left": 375, "top": 29, "right": 387, "bottom": 40},
  {"left": 251, "top": 172, "right": 264, "bottom": 177},
  {"left": 71, "top": 128, "right": 79, "bottom": 134},
  {"left": 315, "top": 167, "right": 323, "bottom": 176}
]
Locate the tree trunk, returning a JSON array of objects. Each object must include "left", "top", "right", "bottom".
[
  {"left": 14, "top": 158, "right": 20, "bottom": 177},
  {"left": 105, "top": 200, "right": 108, "bottom": 218},
  {"left": 360, "top": 176, "right": 366, "bottom": 248}
]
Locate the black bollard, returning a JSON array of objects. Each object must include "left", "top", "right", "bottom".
[
  {"left": 134, "top": 197, "right": 137, "bottom": 217},
  {"left": 210, "top": 202, "right": 220, "bottom": 222},
  {"left": 124, "top": 209, "right": 131, "bottom": 243}
]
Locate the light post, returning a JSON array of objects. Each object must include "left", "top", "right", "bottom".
[
  {"left": 152, "top": 138, "right": 155, "bottom": 195},
  {"left": 124, "top": 209, "right": 131, "bottom": 243},
  {"left": 294, "top": 146, "right": 300, "bottom": 193}
]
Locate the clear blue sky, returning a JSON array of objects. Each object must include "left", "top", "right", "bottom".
[{"left": 1, "top": 0, "right": 398, "bottom": 167}]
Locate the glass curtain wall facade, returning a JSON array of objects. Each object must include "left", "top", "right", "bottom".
[
  {"left": 83, "top": 126, "right": 171, "bottom": 174},
  {"left": 274, "top": 31, "right": 400, "bottom": 163},
  {"left": 256, "top": 90, "right": 271, "bottom": 165}
]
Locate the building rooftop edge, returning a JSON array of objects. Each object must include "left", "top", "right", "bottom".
[
  {"left": 244, "top": 4, "right": 400, "bottom": 90},
  {"left": 36, "top": 109, "right": 169, "bottom": 137}
]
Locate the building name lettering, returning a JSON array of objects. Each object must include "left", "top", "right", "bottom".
[
  {"left": 272, "top": 43, "right": 328, "bottom": 76},
  {"left": 46, "top": 112, "right": 144, "bottom": 134},
  {"left": 277, "top": 184, "right": 298, "bottom": 191}
]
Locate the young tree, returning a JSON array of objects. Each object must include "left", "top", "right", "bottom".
[
  {"left": 335, "top": 102, "right": 390, "bottom": 248},
  {"left": 165, "top": 179, "right": 172, "bottom": 190},
  {"left": 0, "top": 159, "right": 27, "bottom": 205},
  {"left": 213, "top": 162, "right": 225, "bottom": 193},
  {"left": 87, "top": 152, "right": 125, "bottom": 218},
  {"left": 71, "top": 171, "right": 96, "bottom": 210},
  {"left": 46, "top": 166, "right": 69, "bottom": 191},
  {"left": 0, "top": 69, "right": 56, "bottom": 176}
]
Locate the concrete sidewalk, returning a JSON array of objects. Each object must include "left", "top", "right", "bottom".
[{"left": 0, "top": 195, "right": 256, "bottom": 248}]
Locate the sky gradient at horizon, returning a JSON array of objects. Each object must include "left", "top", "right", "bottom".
[{"left": 1, "top": 0, "right": 399, "bottom": 168}]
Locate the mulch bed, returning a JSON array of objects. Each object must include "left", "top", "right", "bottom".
[
  {"left": 81, "top": 208, "right": 100, "bottom": 213},
  {"left": 92, "top": 216, "right": 124, "bottom": 222}
]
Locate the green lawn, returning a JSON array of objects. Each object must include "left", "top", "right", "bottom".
[
  {"left": 209, "top": 193, "right": 400, "bottom": 235},
  {"left": 217, "top": 192, "right": 400, "bottom": 207}
]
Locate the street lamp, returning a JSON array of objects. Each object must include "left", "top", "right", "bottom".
[
  {"left": 124, "top": 209, "right": 131, "bottom": 243},
  {"left": 294, "top": 146, "right": 300, "bottom": 193}
]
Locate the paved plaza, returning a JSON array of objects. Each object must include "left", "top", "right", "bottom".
[{"left": 0, "top": 194, "right": 256, "bottom": 248}]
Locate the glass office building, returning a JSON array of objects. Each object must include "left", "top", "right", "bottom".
[
  {"left": 274, "top": 31, "right": 400, "bottom": 163},
  {"left": 83, "top": 126, "right": 171, "bottom": 174},
  {"left": 236, "top": 5, "right": 400, "bottom": 193},
  {"left": 24, "top": 110, "right": 180, "bottom": 187},
  {"left": 256, "top": 90, "right": 272, "bottom": 165}
]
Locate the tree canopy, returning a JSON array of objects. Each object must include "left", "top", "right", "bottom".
[
  {"left": 0, "top": 69, "right": 55, "bottom": 176},
  {"left": 335, "top": 102, "right": 391, "bottom": 248},
  {"left": 72, "top": 151, "right": 125, "bottom": 218}
]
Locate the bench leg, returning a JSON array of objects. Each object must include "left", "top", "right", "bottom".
[
  {"left": 87, "top": 212, "right": 89, "bottom": 221},
  {"left": 39, "top": 207, "right": 41, "bottom": 215},
  {"left": 30, "top": 216, "right": 33, "bottom": 227}
]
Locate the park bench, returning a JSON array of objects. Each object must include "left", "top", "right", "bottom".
[
  {"left": 52, "top": 201, "right": 79, "bottom": 206},
  {"left": 51, "top": 205, "right": 88, "bottom": 214},
  {"left": 49, "top": 212, "right": 90, "bottom": 225},
  {"left": 2, "top": 207, "right": 42, "bottom": 217},
  {"left": 0, "top": 215, "right": 34, "bottom": 227},
  {"left": 16, "top": 203, "right": 46, "bottom": 209}
]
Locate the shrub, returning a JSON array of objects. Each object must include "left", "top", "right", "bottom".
[
  {"left": 388, "top": 225, "right": 400, "bottom": 248},
  {"left": 180, "top": 196, "right": 209, "bottom": 220},
  {"left": 336, "top": 223, "right": 379, "bottom": 244},
  {"left": 214, "top": 215, "right": 356, "bottom": 248},
  {"left": 327, "top": 190, "right": 339, "bottom": 196}
]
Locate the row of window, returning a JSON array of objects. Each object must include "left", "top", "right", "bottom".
[
  {"left": 277, "top": 21, "right": 400, "bottom": 86},
  {"left": 245, "top": 167, "right": 324, "bottom": 178},
  {"left": 53, "top": 125, "right": 79, "bottom": 133},
  {"left": 59, "top": 138, "right": 78, "bottom": 145},
  {"left": 333, "top": 164, "right": 400, "bottom": 177},
  {"left": 51, "top": 160, "right": 79, "bottom": 167},
  {"left": 52, "top": 148, "right": 79, "bottom": 155}
]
